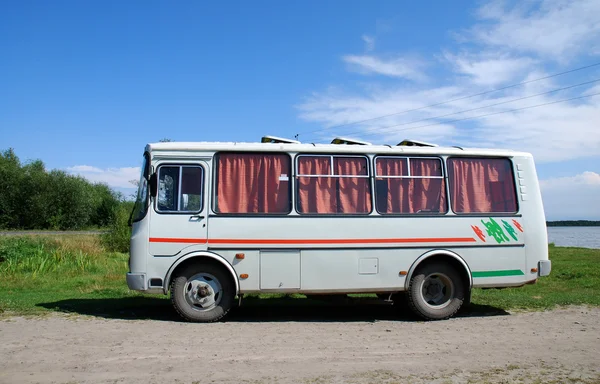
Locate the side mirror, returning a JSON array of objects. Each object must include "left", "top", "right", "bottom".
[{"left": 149, "top": 173, "right": 158, "bottom": 198}]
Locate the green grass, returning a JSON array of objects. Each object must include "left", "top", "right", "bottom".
[{"left": 0, "top": 236, "right": 599, "bottom": 319}]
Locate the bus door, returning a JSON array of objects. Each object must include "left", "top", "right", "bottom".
[{"left": 148, "top": 162, "right": 208, "bottom": 257}]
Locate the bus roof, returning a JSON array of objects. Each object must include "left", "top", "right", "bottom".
[{"left": 145, "top": 140, "right": 532, "bottom": 158}]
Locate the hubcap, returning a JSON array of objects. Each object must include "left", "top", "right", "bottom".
[
  {"left": 420, "top": 272, "right": 454, "bottom": 309},
  {"left": 183, "top": 273, "right": 222, "bottom": 312}
]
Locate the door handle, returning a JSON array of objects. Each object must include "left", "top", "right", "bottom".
[{"left": 189, "top": 215, "right": 204, "bottom": 222}]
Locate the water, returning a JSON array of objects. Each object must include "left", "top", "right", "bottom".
[{"left": 547, "top": 227, "right": 600, "bottom": 249}]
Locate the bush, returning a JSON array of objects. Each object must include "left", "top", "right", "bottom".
[
  {"left": 101, "top": 202, "right": 134, "bottom": 253},
  {"left": 0, "top": 148, "right": 122, "bottom": 230},
  {"left": 0, "top": 149, "right": 25, "bottom": 229},
  {"left": 91, "top": 184, "right": 121, "bottom": 228}
]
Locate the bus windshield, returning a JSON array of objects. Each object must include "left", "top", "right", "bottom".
[{"left": 130, "top": 153, "right": 150, "bottom": 224}]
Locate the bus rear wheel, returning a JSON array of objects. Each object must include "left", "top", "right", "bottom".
[
  {"left": 407, "top": 262, "right": 465, "bottom": 320},
  {"left": 170, "top": 263, "right": 234, "bottom": 322}
]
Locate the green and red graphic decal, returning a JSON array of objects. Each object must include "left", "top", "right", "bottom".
[{"left": 471, "top": 218, "right": 524, "bottom": 244}]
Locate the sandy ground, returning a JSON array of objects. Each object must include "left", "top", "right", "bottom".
[{"left": 1, "top": 305, "right": 599, "bottom": 384}]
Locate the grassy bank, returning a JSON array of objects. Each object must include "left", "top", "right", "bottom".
[
  {"left": 1, "top": 236, "right": 599, "bottom": 319},
  {"left": 0, "top": 235, "right": 145, "bottom": 316}
]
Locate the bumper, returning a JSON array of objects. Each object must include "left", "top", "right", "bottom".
[
  {"left": 538, "top": 260, "right": 552, "bottom": 277},
  {"left": 126, "top": 273, "right": 147, "bottom": 291}
]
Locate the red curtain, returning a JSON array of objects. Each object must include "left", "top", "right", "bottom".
[
  {"left": 376, "top": 158, "right": 447, "bottom": 214},
  {"left": 216, "top": 153, "right": 290, "bottom": 213},
  {"left": 335, "top": 157, "right": 371, "bottom": 214},
  {"left": 297, "top": 157, "right": 336, "bottom": 213},
  {"left": 297, "top": 156, "right": 371, "bottom": 214},
  {"left": 448, "top": 158, "right": 517, "bottom": 213}
]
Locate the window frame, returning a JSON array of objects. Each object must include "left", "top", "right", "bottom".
[
  {"left": 154, "top": 164, "right": 204, "bottom": 215},
  {"left": 446, "top": 156, "right": 519, "bottom": 216},
  {"left": 296, "top": 154, "right": 371, "bottom": 178},
  {"left": 295, "top": 154, "right": 373, "bottom": 215},
  {"left": 212, "top": 151, "right": 293, "bottom": 215},
  {"left": 373, "top": 155, "right": 448, "bottom": 216}
]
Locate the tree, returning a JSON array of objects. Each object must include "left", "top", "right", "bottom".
[
  {"left": 0, "top": 148, "right": 124, "bottom": 230},
  {"left": 0, "top": 149, "right": 22, "bottom": 228}
]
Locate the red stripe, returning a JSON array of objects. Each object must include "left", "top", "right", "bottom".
[
  {"left": 149, "top": 237, "right": 206, "bottom": 243},
  {"left": 150, "top": 237, "right": 476, "bottom": 244},
  {"left": 210, "top": 238, "right": 475, "bottom": 244}
]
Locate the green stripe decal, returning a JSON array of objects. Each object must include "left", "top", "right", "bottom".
[{"left": 472, "top": 269, "right": 525, "bottom": 278}]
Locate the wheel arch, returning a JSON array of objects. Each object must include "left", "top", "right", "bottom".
[
  {"left": 163, "top": 251, "right": 240, "bottom": 295},
  {"left": 404, "top": 249, "right": 473, "bottom": 292}
]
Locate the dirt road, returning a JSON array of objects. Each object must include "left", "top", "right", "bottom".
[{"left": 1, "top": 305, "right": 599, "bottom": 384}]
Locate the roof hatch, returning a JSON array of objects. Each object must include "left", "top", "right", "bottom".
[
  {"left": 261, "top": 135, "right": 300, "bottom": 144},
  {"left": 331, "top": 137, "right": 372, "bottom": 145},
  {"left": 396, "top": 139, "right": 438, "bottom": 147}
]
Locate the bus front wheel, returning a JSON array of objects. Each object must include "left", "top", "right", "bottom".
[
  {"left": 407, "top": 262, "right": 465, "bottom": 320},
  {"left": 170, "top": 263, "right": 234, "bottom": 322}
]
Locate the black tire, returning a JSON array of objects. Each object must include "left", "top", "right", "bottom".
[
  {"left": 407, "top": 262, "right": 465, "bottom": 320},
  {"left": 170, "top": 263, "right": 235, "bottom": 322},
  {"left": 459, "top": 289, "right": 472, "bottom": 313}
]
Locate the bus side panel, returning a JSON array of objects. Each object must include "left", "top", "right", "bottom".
[
  {"left": 300, "top": 248, "right": 417, "bottom": 291},
  {"left": 207, "top": 216, "right": 533, "bottom": 292},
  {"left": 300, "top": 247, "right": 529, "bottom": 291},
  {"left": 459, "top": 247, "right": 528, "bottom": 288}
]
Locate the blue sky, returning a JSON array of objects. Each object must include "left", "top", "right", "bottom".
[{"left": 1, "top": 0, "right": 599, "bottom": 220}]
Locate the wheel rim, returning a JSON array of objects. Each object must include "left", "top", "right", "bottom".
[
  {"left": 183, "top": 273, "right": 222, "bottom": 312},
  {"left": 419, "top": 272, "right": 454, "bottom": 309}
]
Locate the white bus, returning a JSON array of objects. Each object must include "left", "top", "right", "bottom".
[{"left": 126, "top": 136, "right": 551, "bottom": 322}]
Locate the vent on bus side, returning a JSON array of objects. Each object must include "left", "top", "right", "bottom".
[
  {"left": 261, "top": 135, "right": 300, "bottom": 144},
  {"left": 396, "top": 139, "right": 438, "bottom": 147},
  {"left": 331, "top": 137, "right": 372, "bottom": 145}
]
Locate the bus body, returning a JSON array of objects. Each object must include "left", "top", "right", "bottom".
[{"left": 126, "top": 137, "right": 551, "bottom": 322}]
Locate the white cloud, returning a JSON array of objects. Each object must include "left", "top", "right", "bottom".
[
  {"left": 465, "top": 96, "right": 600, "bottom": 162},
  {"left": 362, "top": 35, "right": 375, "bottom": 51},
  {"left": 444, "top": 53, "right": 535, "bottom": 86},
  {"left": 540, "top": 172, "right": 600, "bottom": 220},
  {"left": 540, "top": 171, "right": 600, "bottom": 188},
  {"left": 67, "top": 165, "right": 140, "bottom": 189},
  {"left": 342, "top": 55, "right": 425, "bottom": 80},
  {"left": 297, "top": 85, "right": 463, "bottom": 142},
  {"left": 468, "top": 0, "right": 600, "bottom": 60}
]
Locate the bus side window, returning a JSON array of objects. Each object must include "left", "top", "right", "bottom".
[
  {"left": 214, "top": 153, "right": 291, "bottom": 214},
  {"left": 296, "top": 155, "right": 372, "bottom": 214},
  {"left": 180, "top": 167, "right": 202, "bottom": 211},
  {"left": 157, "top": 167, "right": 180, "bottom": 211},
  {"left": 447, "top": 157, "right": 517, "bottom": 214},
  {"left": 157, "top": 165, "right": 203, "bottom": 213},
  {"left": 374, "top": 157, "right": 447, "bottom": 215}
]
